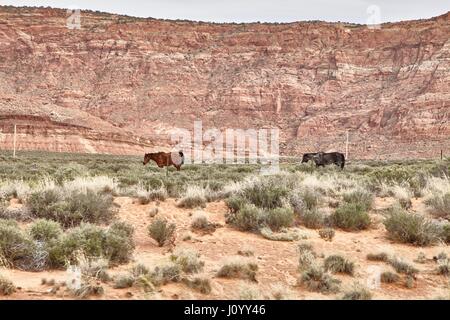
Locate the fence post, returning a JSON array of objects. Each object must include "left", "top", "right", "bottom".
[
  {"left": 345, "top": 130, "right": 349, "bottom": 160},
  {"left": 13, "top": 124, "right": 17, "bottom": 158}
]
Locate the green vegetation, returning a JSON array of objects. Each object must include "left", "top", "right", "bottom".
[
  {"left": 383, "top": 206, "right": 443, "bottom": 246},
  {"left": 323, "top": 255, "right": 355, "bottom": 275},
  {"left": 0, "top": 150, "right": 449, "bottom": 297},
  {"left": 342, "top": 285, "right": 372, "bottom": 300},
  {"left": 148, "top": 218, "right": 176, "bottom": 247},
  {"left": 299, "top": 266, "right": 341, "bottom": 294},
  {"left": 0, "top": 275, "right": 16, "bottom": 295},
  {"left": 27, "top": 188, "right": 115, "bottom": 228},
  {"left": 217, "top": 257, "right": 258, "bottom": 281},
  {"left": 183, "top": 276, "right": 212, "bottom": 294},
  {"left": 318, "top": 228, "right": 335, "bottom": 241},
  {"left": 380, "top": 271, "right": 400, "bottom": 283},
  {"left": 331, "top": 203, "right": 371, "bottom": 231},
  {"left": 170, "top": 248, "right": 204, "bottom": 273},
  {"left": 425, "top": 192, "right": 450, "bottom": 220}
]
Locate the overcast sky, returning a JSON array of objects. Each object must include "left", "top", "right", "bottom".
[{"left": 1, "top": 0, "right": 449, "bottom": 23}]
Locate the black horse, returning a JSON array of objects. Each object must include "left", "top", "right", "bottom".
[
  {"left": 302, "top": 152, "right": 345, "bottom": 169},
  {"left": 301, "top": 153, "right": 318, "bottom": 164}
]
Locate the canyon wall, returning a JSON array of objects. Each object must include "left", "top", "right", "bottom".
[{"left": 0, "top": 6, "right": 449, "bottom": 159}]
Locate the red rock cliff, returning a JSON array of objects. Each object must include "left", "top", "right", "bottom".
[{"left": 0, "top": 6, "right": 449, "bottom": 159}]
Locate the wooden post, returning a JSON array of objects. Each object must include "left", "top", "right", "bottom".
[
  {"left": 13, "top": 124, "right": 17, "bottom": 158},
  {"left": 441, "top": 149, "right": 443, "bottom": 160},
  {"left": 345, "top": 130, "right": 349, "bottom": 160}
]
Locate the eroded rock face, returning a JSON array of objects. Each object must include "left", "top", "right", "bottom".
[{"left": 0, "top": 6, "right": 449, "bottom": 158}]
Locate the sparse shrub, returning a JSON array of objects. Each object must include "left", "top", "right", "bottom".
[
  {"left": 239, "top": 284, "right": 263, "bottom": 300},
  {"left": 425, "top": 192, "right": 450, "bottom": 219},
  {"left": 387, "top": 257, "right": 419, "bottom": 276},
  {"left": 177, "top": 185, "right": 207, "bottom": 208},
  {"left": 66, "top": 254, "right": 107, "bottom": 299},
  {"left": 383, "top": 206, "right": 442, "bottom": 246},
  {"left": 183, "top": 276, "right": 212, "bottom": 294},
  {"left": 366, "top": 252, "right": 389, "bottom": 262},
  {"left": 298, "top": 243, "right": 316, "bottom": 270},
  {"left": 409, "top": 173, "right": 427, "bottom": 198},
  {"left": 343, "top": 188, "right": 373, "bottom": 211},
  {"left": 225, "top": 195, "right": 246, "bottom": 214},
  {"left": 77, "top": 256, "right": 111, "bottom": 283},
  {"left": 26, "top": 188, "right": 61, "bottom": 216},
  {"left": 289, "top": 193, "right": 305, "bottom": 214},
  {"left": 170, "top": 248, "right": 204, "bottom": 273},
  {"left": 269, "top": 283, "right": 294, "bottom": 300},
  {"left": 436, "top": 259, "right": 450, "bottom": 276},
  {"left": 342, "top": 284, "right": 372, "bottom": 300},
  {"left": 380, "top": 271, "right": 400, "bottom": 283},
  {"left": 299, "top": 174, "right": 336, "bottom": 195},
  {"left": 415, "top": 252, "right": 427, "bottom": 264},
  {"left": 72, "top": 279, "right": 104, "bottom": 299},
  {"left": 0, "top": 275, "right": 16, "bottom": 295},
  {"left": 0, "top": 180, "right": 31, "bottom": 202},
  {"left": 0, "top": 207, "right": 32, "bottom": 221},
  {"left": 54, "top": 163, "right": 87, "bottom": 184},
  {"left": 48, "top": 222, "right": 134, "bottom": 267},
  {"left": 441, "top": 224, "right": 450, "bottom": 243},
  {"left": 190, "top": 212, "right": 218, "bottom": 233},
  {"left": 64, "top": 176, "right": 118, "bottom": 195},
  {"left": 134, "top": 274, "right": 155, "bottom": 292},
  {"left": 104, "top": 221, "right": 135, "bottom": 264},
  {"left": 148, "top": 218, "right": 176, "bottom": 247},
  {"left": 239, "top": 284, "right": 262, "bottom": 300},
  {"left": 131, "top": 263, "right": 150, "bottom": 277},
  {"left": 113, "top": 274, "right": 135, "bottom": 289},
  {"left": 324, "top": 255, "right": 354, "bottom": 275},
  {"left": 239, "top": 177, "right": 289, "bottom": 209},
  {"left": 226, "top": 203, "right": 264, "bottom": 232},
  {"left": 191, "top": 212, "right": 208, "bottom": 229},
  {"left": 300, "top": 208, "right": 326, "bottom": 229},
  {"left": 137, "top": 187, "right": 167, "bottom": 204},
  {"left": 265, "top": 207, "right": 294, "bottom": 231},
  {"left": 318, "top": 228, "right": 335, "bottom": 241},
  {"left": 0, "top": 219, "right": 35, "bottom": 269},
  {"left": 390, "top": 185, "right": 413, "bottom": 210},
  {"left": 405, "top": 275, "right": 415, "bottom": 288},
  {"left": 149, "top": 207, "right": 159, "bottom": 217},
  {"left": 27, "top": 188, "right": 115, "bottom": 228},
  {"left": 332, "top": 203, "right": 371, "bottom": 231},
  {"left": 299, "top": 266, "right": 340, "bottom": 293},
  {"left": 227, "top": 202, "right": 294, "bottom": 232},
  {"left": 435, "top": 252, "right": 448, "bottom": 261},
  {"left": 48, "top": 223, "right": 105, "bottom": 267},
  {"left": 29, "top": 219, "right": 63, "bottom": 242},
  {"left": 298, "top": 189, "right": 321, "bottom": 210},
  {"left": 149, "top": 262, "right": 182, "bottom": 286},
  {"left": 217, "top": 257, "right": 258, "bottom": 281},
  {"left": 260, "top": 227, "right": 301, "bottom": 241}
]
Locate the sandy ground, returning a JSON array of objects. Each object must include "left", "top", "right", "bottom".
[{"left": 1, "top": 196, "right": 449, "bottom": 300}]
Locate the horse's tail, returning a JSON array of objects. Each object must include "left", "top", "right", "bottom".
[{"left": 179, "top": 150, "right": 185, "bottom": 164}]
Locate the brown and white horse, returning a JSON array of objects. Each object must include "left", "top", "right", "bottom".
[{"left": 143, "top": 151, "right": 185, "bottom": 171}]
